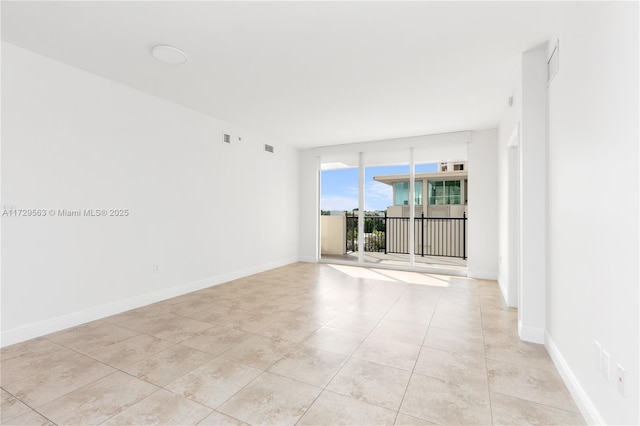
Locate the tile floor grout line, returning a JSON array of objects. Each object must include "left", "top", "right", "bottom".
[
  {"left": 45, "top": 328, "right": 222, "bottom": 386},
  {"left": 5, "top": 339, "right": 137, "bottom": 410},
  {"left": 478, "top": 279, "right": 496, "bottom": 426},
  {"left": 488, "top": 389, "right": 584, "bottom": 415},
  {"left": 206, "top": 322, "right": 327, "bottom": 424},
  {"left": 1, "top": 348, "right": 79, "bottom": 389},
  {"left": 92, "top": 387, "right": 168, "bottom": 426},
  {"left": 0, "top": 386, "right": 58, "bottom": 425},
  {"left": 209, "top": 301, "right": 351, "bottom": 425},
  {"left": 29, "top": 406, "right": 59, "bottom": 426},
  {"left": 295, "top": 279, "right": 408, "bottom": 425},
  {"left": 193, "top": 368, "right": 269, "bottom": 422},
  {"left": 20, "top": 369, "right": 131, "bottom": 425},
  {"left": 392, "top": 281, "right": 442, "bottom": 425},
  {"left": 295, "top": 304, "right": 388, "bottom": 423}
]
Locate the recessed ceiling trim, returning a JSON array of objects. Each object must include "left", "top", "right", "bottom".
[{"left": 151, "top": 44, "right": 188, "bottom": 64}]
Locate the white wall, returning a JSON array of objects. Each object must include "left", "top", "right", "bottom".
[
  {"left": 1, "top": 42, "right": 300, "bottom": 346},
  {"left": 498, "top": 3, "right": 639, "bottom": 424},
  {"left": 467, "top": 129, "right": 498, "bottom": 280},
  {"left": 497, "top": 58, "right": 522, "bottom": 307},
  {"left": 544, "top": 3, "right": 639, "bottom": 424}
]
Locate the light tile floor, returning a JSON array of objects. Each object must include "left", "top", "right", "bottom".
[{"left": 1, "top": 263, "right": 585, "bottom": 425}]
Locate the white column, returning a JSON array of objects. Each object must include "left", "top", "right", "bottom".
[
  {"left": 518, "top": 46, "right": 547, "bottom": 343},
  {"left": 409, "top": 148, "right": 415, "bottom": 266},
  {"left": 316, "top": 155, "right": 322, "bottom": 261},
  {"left": 358, "top": 152, "right": 365, "bottom": 263}
]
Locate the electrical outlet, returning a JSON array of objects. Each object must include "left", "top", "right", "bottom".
[
  {"left": 594, "top": 341, "right": 602, "bottom": 370},
  {"left": 152, "top": 264, "right": 160, "bottom": 274},
  {"left": 616, "top": 364, "right": 625, "bottom": 396},
  {"left": 601, "top": 350, "right": 611, "bottom": 381}
]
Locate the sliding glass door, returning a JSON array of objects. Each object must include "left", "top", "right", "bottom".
[{"left": 318, "top": 139, "right": 468, "bottom": 270}]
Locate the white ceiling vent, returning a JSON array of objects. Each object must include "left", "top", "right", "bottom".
[
  {"left": 264, "top": 144, "right": 274, "bottom": 154},
  {"left": 223, "top": 133, "right": 231, "bottom": 144}
]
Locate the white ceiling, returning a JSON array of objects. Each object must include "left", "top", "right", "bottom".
[{"left": 2, "top": 1, "right": 574, "bottom": 147}]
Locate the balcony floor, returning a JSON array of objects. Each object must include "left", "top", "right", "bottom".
[{"left": 321, "top": 252, "right": 467, "bottom": 275}]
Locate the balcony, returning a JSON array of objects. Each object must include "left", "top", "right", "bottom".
[{"left": 321, "top": 211, "right": 467, "bottom": 274}]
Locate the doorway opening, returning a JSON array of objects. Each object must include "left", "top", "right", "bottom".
[{"left": 319, "top": 150, "right": 467, "bottom": 274}]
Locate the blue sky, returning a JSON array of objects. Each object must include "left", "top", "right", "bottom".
[{"left": 321, "top": 163, "right": 438, "bottom": 212}]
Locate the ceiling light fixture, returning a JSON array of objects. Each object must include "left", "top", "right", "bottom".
[{"left": 151, "top": 44, "right": 188, "bottom": 64}]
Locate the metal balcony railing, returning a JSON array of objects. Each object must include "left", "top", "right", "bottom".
[{"left": 346, "top": 212, "right": 467, "bottom": 259}]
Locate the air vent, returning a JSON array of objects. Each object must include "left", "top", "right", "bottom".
[
  {"left": 264, "top": 144, "right": 274, "bottom": 154},
  {"left": 223, "top": 133, "right": 231, "bottom": 144}
]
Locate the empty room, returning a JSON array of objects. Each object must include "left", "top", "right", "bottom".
[{"left": 1, "top": 1, "right": 638, "bottom": 425}]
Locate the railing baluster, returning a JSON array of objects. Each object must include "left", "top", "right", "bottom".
[
  {"left": 463, "top": 212, "right": 467, "bottom": 260},
  {"left": 384, "top": 217, "right": 389, "bottom": 254},
  {"left": 369, "top": 214, "right": 467, "bottom": 260},
  {"left": 446, "top": 220, "right": 451, "bottom": 255}
]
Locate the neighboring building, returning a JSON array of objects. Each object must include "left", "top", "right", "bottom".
[
  {"left": 371, "top": 162, "right": 468, "bottom": 258},
  {"left": 373, "top": 161, "right": 468, "bottom": 218}
]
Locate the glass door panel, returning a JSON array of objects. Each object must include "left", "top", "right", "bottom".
[
  {"left": 320, "top": 153, "right": 359, "bottom": 262},
  {"left": 413, "top": 148, "right": 468, "bottom": 269},
  {"left": 364, "top": 150, "right": 411, "bottom": 267}
]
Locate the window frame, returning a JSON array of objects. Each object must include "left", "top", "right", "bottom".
[
  {"left": 428, "top": 179, "right": 462, "bottom": 205},
  {"left": 393, "top": 181, "right": 423, "bottom": 206}
]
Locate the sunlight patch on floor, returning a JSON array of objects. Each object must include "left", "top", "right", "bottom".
[
  {"left": 371, "top": 269, "right": 451, "bottom": 287},
  {"left": 327, "top": 264, "right": 398, "bottom": 282},
  {"left": 327, "top": 263, "right": 452, "bottom": 287}
]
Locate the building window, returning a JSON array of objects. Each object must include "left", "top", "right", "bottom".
[
  {"left": 394, "top": 181, "right": 423, "bottom": 206},
  {"left": 428, "top": 180, "right": 461, "bottom": 205}
]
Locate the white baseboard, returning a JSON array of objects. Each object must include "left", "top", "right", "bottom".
[
  {"left": 298, "top": 256, "right": 318, "bottom": 263},
  {"left": 0, "top": 257, "right": 298, "bottom": 348},
  {"left": 546, "top": 333, "right": 605, "bottom": 425},
  {"left": 497, "top": 277, "right": 511, "bottom": 306},
  {"left": 467, "top": 269, "right": 498, "bottom": 280},
  {"left": 518, "top": 321, "right": 545, "bottom": 344},
  {"left": 497, "top": 277, "right": 518, "bottom": 308}
]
